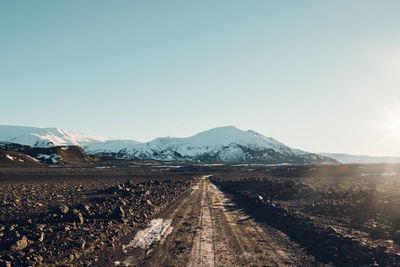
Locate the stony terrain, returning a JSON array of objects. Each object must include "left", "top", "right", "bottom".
[
  {"left": 211, "top": 164, "right": 400, "bottom": 266},
  {"left": 0, "top": 166, "right": 195, "bottom": 266},
  {"left": 1, "top": 163, "right": 400, "bottom": 266}
]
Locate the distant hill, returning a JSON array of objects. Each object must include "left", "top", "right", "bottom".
[
  {"left": 321, "top": 153, "right": 400, "bottom": 164},
  {"left": 0, "top": 149, "right": 40, "bottom": 165},
  {"left": 0, "top": 142, "right": 98, "bottom": 165},
  {"left": 0, "top": 125, "right": 139, "bottom": 152}
]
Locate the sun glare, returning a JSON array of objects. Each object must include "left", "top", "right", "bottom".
[{"left": 380, "top": 106, "right": 400, "bottom": 136}]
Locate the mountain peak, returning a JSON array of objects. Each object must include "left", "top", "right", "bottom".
[
  {"left": 0, "top": 124, "right": 337, "bottom": 164},
  {"left": 200, "top": 125, "right": 243, "bottom": 134}
]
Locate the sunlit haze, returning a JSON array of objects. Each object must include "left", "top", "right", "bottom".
[{"left": 2, "top": 1, "right": 400, "bottom": 156}]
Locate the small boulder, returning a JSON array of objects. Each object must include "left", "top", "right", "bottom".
[
  {"left": 111, "top": 206, "right": 125, "bottom": 219},
  {"left": 75, "top": 239, "right": 86, "bottom": 249},
  {"left": 58, "top": 205, "right": 69, "bottom": 214},
  {"left": 125, "top": 180, "right": 134, "bottom": 187},
  {"left": 38, "top": 232, "right": 44, "bottom": 242},
  {"left": 393, "top": 229, "right": 400, "bottom": 242},
  {"left": 10, "top": 236, "right": 28, "bottom": 251},
  {"left": 67, "top": 209, "right": 84, "bottom": 224}
]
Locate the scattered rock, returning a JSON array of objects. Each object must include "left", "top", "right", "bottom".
[
  {"left": 0, "top": 260, "right": 11, "bottom": 267},
  {"left": 111, "top": 206, "right": 125, "bottom": 220},
  {"left": 75, "top": 239, "right": 86, "bottom": 249},
  {"left": 67, "top": 209, "right": 84, "bottom": 224},
  {"left": 36, "top": 224, "right": 46, "bottom": 231},
  {"left": 392, "top": 229, "right": 400, "bottom": 242},
  {"left": 10, "top": 236, "right": 28, "bottom": 251},
  {"left": 59, "top": 205, "right": 69, "bottom": 214},
  {"left": 38, "top": 232, "right": 44, "bottom": 242}
]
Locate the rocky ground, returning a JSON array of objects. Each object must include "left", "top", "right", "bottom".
[
  {"left": 0, "top": 166, "right": 195, "bottom": 266},
  {"left": 211, "top": 164, "right": 400, "bottom": 266},
  {"left": 2, "top": 163, "right": 400, "bottom": 266},
  {"left": 102, "top": 177, "right": 320, "bottom": 267}
]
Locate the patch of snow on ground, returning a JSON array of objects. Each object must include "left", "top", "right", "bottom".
[
  {"left": 381, "top": 172, "right": 397, "bottom": 176},
  {"left": 122, "top": 218, "right": 173, "bottom": 251},
  {"left": 5, "top": 154, "right": 16, "bottom": 161},
  {"left": 152, "top": 165, "right": 182, "bottom": 168},
  {"left": 361, "top": 172, "right": 398, "bottom": 176},
  {"left": 36, "top": 154, "right": 51, "bottom": 159},
  {"left": 36, "top": 153, "right": 59, "bottom": 163}
]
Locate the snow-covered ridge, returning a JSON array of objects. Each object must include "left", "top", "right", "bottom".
[
  {"left": 0, "top": 125, "right": 336, "bottom": 164},
  {"left": 0, "top": 125, "right": 138, "bottom": 152},
  {"left": 124, "top": 126, "right": 300, "bottom": 160}
]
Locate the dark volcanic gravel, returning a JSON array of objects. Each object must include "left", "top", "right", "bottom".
[
  {"left": 0, "top": 167, "right": 195, "bottom": 266},
  {"left": 211, "top": 165, "right": 400, "bottom": 266}
]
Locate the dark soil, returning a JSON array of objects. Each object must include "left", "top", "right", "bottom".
[
  {"left": 0, "top": 166, "right": 195, "bottom": 266},
  {"left": 210, "top": 163, "right": 400, "bottom": 266},
  {"left": 2, "top": 162, "right": 400, "bottom": 266}
]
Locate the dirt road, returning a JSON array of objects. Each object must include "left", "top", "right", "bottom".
[{"left": 110, "top": 176, "right": 318, "bottom": 266}]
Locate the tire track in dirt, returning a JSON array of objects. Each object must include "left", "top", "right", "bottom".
[
  {"left": 113, "top": 177, "right": 204, "bottom": 266},
  {"left": 209, "top": 182, "right": 305, "bottom": 266},
  {"left": 188, "top": 178, "right": 215, "bottom": 267},
  {"left": 112, "top": 176, "right": 318, "bottom": 266}
]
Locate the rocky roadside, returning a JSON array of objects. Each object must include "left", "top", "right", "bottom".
[
  {"left": 211, "top": 176, "right": 400, "bottom": 266},
  {"left": 0, "top": 176, "right": 195, "bottom": 266}
]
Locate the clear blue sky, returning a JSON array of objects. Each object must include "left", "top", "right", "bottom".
[{"left": 1, "top": 1, "right": 400, "bottom": 156}]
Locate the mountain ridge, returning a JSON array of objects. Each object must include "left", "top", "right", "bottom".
[{"left": 0, "top": 125, "right": 336, "bottom": 164}]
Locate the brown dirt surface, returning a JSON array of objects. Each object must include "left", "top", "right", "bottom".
[
  {"left": 211, "top": 163, "right": 400, "bottom": 266},
  {"left": 0, "top": 165, "right": 195, "bottom": 266},
  {"left": 106, "top": 177, "right": 320, "bottom": 266},
  {"left": 1, "top": 163, "right": 400, "bottom": 266}
]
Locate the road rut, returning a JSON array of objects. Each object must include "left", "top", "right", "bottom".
[{"left": 111, "top": 176, "right": 318, "bottom": 266}]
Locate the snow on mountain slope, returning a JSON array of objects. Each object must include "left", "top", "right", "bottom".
[
  {"left": 84, "top": 139, "right": 140, "bottom": 153},
  {"left": 121, "top": 126, "right": 335, "bottom": 163},
  {"left": 0, "top": 125, "right": 337, "bottom": 164},
  {"left": 0, "top": 125, "right": 137, "bottom": 152}
]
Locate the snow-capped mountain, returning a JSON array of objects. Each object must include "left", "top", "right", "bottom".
[
  {"left": 0, "top": 125, "right": 138, "bottom": 152},
  {"left": 117, "top": 126, "right": 335, "bottom": 164},
  {"left": 0, "top": 125, "right": 337, "bottom": 164}
]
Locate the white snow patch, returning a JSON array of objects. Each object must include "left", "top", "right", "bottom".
[
  {"left": 0, "top": 125, "right": 128, "bottom": 150},
  {"left": 361, "top": 172, "right": 398, "bottom": 176},
  {"left": 152, "top": 165, "right": 182, "bottom": 168},
  {"left": 381, "top": 172, "right": 397, "bottom": 176},
  {"left": 36, "top": 153, "right": 59, "bottom": 163},
  {"left": 5, "top": 154, "right": 16, "bottom": 161},
  {"left": 122, "top": 218, "right": 173, "bottom": 251},
  {"left": 36, "top": 154, "right": 51, "bottom": 159}
]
